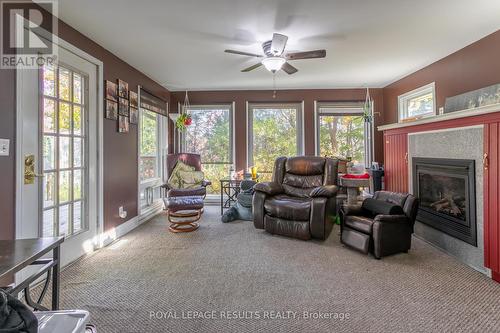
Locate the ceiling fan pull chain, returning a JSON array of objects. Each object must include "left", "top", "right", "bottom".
[{"left": 272, "top": 74, "right": 277, "bottom": 99}]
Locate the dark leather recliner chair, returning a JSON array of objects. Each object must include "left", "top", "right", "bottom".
[
  {"left": 340, "top": 191, "right": 419, "bottom": 259},
  {"left": 253, "top": 156, "right": 339, "bottom": 241}
]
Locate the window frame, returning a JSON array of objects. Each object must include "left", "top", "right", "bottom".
[
  {"left": 314, "top": 101, "right": 372, "bottom": 168},
  {"left": 398, "top": 82, "right": 436, "bottom": 122},
  {"left": 180, "top": 103, "right": 235, "bottom": 197},
  {"left": 246, "top": 102, "right": 305, "bottom": 173},
  {"left": 139, "top": 109, "right": 161, "bottom": 186},
  {"left": 138, "top": 104, "right": 168, "bottom": 213}
]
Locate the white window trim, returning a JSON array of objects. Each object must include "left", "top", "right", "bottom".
[
  {"left": 314, "top": 101, "right": 372, "bottom": 168},
  {"left": 137, "top": 87, "right": 168, "bottom": 215},
  {"left": 246, "top": 102, "right": 304, "bottom": 171},
  {"left": 398, "top": 82, "right": 436, "bottom": 123}
]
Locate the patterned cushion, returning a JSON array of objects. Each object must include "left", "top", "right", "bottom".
[
  {"left": 167, "top": 161, "right": 195, "bottom": 189},
  {"left": 178, "top": 170, "right": 204, "bottom": 189}
]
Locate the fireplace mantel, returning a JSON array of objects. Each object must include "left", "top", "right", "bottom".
[{"left": 378, "top": 103, "right": 500, "bottom": 131}]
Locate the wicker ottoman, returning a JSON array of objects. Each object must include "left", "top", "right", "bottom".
[{"left": 164, "top": 196, "right": 204, "bottom": 233}]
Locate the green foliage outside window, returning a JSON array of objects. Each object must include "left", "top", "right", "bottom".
[
  {"left": 319, "top": 115, "right": 365, "bottom": 165},
  {"left": 184, "top": 108, "right": 231, "bottom": 194},
  {"left": 252, "top": 108, "right": 298, "bottom": 181}
]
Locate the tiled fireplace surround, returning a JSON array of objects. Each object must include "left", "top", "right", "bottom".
[
  {"left": 379, "top": 106, "right": 500, "bottom": 282},
  {"left": 408, "top": 126, "right": 486, "bottom": 274}
]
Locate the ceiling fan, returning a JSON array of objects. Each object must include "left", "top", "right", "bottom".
[{"left": 225, "top": 33, "right": 326, "bottom": 75}]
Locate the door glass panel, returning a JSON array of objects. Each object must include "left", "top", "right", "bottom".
[
  {"left": 59, "top": 136, "right": 71, "bottom": 169},
  {"left": 74, "top": 169, "right": 82, "bottom": 200},
  {"left": 73, "top": 105, "right": 82, "bottom": 135},
  {"left": 59, "top": 171, "right": 71, "bottom": 203},
  {"left": 41, "top": 64, "right": 88, "bottom": 237},
  {"left": 43, "top": 98, "right": 56, "bottom": 133},
  {"left": 42, "top": 209, "right": 55, "bottom": 237},
  {"left": 58, "top": 68, "right": 71, "bottom": 101},
  {"left": 59, "top": 102, "right": 71, "bottom": 134},
  {"left": 43, "top": 66, "right": 56, "bottom": 97},
  {"left": 73, "top": 138, "right": 82, "bottom": 167},
  {"left": 43, "top": 136, "right": 56, "bottom": 170},
  {"left": 43, "top": 172, "right": 56, "bottom": 208},
  {"left": 73, "top": 73, "right": 82, "bottom": 104},
  {"left": 73, "top": 201, "right": 82, "bottom": 232},
  {"left": 59, "top": 204, "right": 70, "bottom": 236}
]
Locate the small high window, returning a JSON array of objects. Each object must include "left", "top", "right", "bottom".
[{"left": 398, "top": 82, "right": 436, "bottom": 122}]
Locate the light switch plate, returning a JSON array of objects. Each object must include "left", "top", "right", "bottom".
[{"left": 0, "top": 139, "right": 9, "bottom": 156}]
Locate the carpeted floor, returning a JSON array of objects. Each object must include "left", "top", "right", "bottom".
[{"left": 41, "top": 206, "right": 499, "bottom": 332}]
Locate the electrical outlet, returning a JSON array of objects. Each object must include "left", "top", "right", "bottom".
[
  {"left": 119, "top": 206, "right": 127, "bottom": 219},
  {"left": 0, "top": 139, "right": 9, "bottom": 156}
]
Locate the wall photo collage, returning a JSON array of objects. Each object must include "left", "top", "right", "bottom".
[{"left": 105, "top": 79, "right": 139, "bottom": 133}]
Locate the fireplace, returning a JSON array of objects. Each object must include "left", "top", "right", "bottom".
[{"left": 412, "top": 157, "right": 477, "bottom": 246}]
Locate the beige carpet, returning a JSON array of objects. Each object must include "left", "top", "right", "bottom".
[{"left": 41, "top": 206, "right": 499, "bottom": 333}]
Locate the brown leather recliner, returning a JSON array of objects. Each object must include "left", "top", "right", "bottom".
[
  {"left": 340, "top": 191, "right": 419, "bottom": 259},
  {"left": 253, "top": 156, "right": 339, "bottom": 241}
]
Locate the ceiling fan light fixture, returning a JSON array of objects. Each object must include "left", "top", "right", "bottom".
[{"left": 261, "top": 56, "right": 286, "bottom": 72}]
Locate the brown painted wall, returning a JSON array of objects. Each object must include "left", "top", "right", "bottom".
[
  {"left": 0, "top": 16, "right": 170, "bottom": 239},
  {"left": 382, "top": 30, "right": 500, "bottom": 125},
  {"left": 170, "top": 89, "right": 384, "bottom": 171},
  {"left": 0, "top": 69, "right": 16, "bottom": 240}
]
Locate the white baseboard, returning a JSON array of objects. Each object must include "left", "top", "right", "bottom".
[{"left": 100, "top": 202, "right": 163, "bottom": 248}]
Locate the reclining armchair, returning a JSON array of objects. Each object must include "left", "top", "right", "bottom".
[
  {"left": 253, "top": 156, "right": 339, "bottom": 241},
  {"left": 340, "top": 191, "right": 419, "bottom": 259}
]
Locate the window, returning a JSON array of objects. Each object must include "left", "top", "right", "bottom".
[
  {"left": 248, "top": 103, "right": 304, "bottom": 181},
  {"left": 315, "top": 103, "right": 371, "bottom": 168},
  {"left": 41, "top": 64, "right": 88, "bottom": 237},
  {"left": 139, "top": 109, "right": 167, "bottom": 210},
  {"left": 182, "top": 105, "right": 234, "bottom": 195},
  {"left": 140, "top": 110, "right": 159, "bottom": 182},
  {"left": 398, "top": 82, "right": 435, "bottom": 122}
]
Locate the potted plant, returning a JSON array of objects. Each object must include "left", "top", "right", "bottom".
[{"left": 176, "top": 113, "right": 192, "bottom": 131}]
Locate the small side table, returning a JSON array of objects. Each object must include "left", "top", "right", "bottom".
[
  {"left": 339, "top": 177, "right": 371, "bottom": 205},
  {"left": 220, "top": 179, "right": 243, "bottom": 215},
  {"left": 220, "top": 178, "right": 259, "bottom": 215}
]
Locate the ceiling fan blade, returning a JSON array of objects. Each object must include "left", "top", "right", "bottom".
[
  {"left": 286, "top": 49, "right": 326, "bottom": 60},
  {"left": 270, "top": 33, "right": 288, "bottom": 55},
  {"left": 281, "top": 62, "right": 298, "bottom": 75},
  {"left": 241, "top": 62, "right": 263, "bottom": 72},
  {"left": 225, "top": 49, "right": 262, "bottom": 57}
]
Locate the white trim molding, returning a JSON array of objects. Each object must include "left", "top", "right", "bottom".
[{"left": 378, "top": 103, "right": 500, "bottom": 131}]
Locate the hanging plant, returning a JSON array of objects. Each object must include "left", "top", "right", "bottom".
[
  {"left": 363, "top": 87, "right": 373, "bottom": 123},
  {"left": 176, "top": 113, "right": 192, "bottom": 131}
]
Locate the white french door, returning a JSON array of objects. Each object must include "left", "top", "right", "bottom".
[{"left": 17, "top": 41, "right": 102, "bottom": 267}]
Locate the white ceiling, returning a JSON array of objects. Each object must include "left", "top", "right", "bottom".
[{"left": 57, "top": 0, "right": 500, "bottom": 91}]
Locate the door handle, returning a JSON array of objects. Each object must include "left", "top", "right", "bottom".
[
  {"left": 483, "top": 153, "right": 489, "bottom": 170},
  {"left": 24, "top": 154, "right": 43, "bottom": 184}
]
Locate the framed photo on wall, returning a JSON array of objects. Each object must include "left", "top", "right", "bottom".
[
  {"left": 118, "top": 115, "right": 129, "bottom": 133},
  {"left": 105, "top": 80, "right": 118, "bottom": 102},
  {"left": 130, "top": 107, "right": 138, "bottom": 124},
  {"left": 119, "top": 97, "right": 129, "bottom": 116},
  {"left": 117, "top": 79, "right": 129, "bottom": 99},
  {"left": 129, "top": 91, "right": 138, "bottom": 109},
  {"left": 105, "top": 100, "right": 118, "bottom": 120}
]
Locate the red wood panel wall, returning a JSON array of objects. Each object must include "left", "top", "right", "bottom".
[
  {"left": 383, "top": 132, "right": 408, "bottom": 193},
  {"left": 484, "top": 123, "right": 500, "bottom": 281}
]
